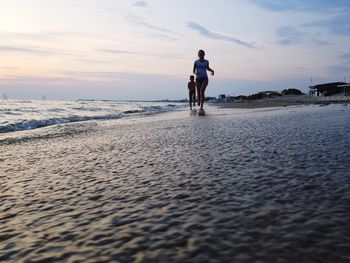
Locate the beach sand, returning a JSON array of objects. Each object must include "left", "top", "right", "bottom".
[
  {"left": 1, "top": 105, "right": 350, "bottom": 262},
  {"left": 214, "top": 96, "right": 350, "bottom": 109}
]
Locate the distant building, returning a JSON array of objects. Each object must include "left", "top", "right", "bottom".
[
  {"left": 225, "top": 96, "right": 235, "bottom": 102},
  {"left": 218, "top": 94, "right": 226, "bottom": 100},
  {"left": 338, "top": 84, "right": 350, "bottom": 96},
  {"left": 204, "top": 96, "right": 216, "bottom": 101},
  {"left": 309, "top": 82, "right": 348, "bottom": 97}
]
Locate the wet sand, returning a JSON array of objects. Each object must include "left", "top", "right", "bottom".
[
  {"left": 214, "top": 96, "right": 350, "bottom": 109},
  {"left": 1, "top": 105, "right": 350, "bottom": 263}
]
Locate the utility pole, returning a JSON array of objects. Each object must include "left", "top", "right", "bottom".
[{"left": 309, "top": 77, "right": 313, "bottom": 97}]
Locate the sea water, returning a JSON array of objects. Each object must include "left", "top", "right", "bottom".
[{"left": 0, "top": 100, "right": 184, "bottom": 134}]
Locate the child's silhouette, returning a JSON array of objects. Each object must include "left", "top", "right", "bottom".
[{"left": 188, "top": 75, "right": 196, "bottom": 110}]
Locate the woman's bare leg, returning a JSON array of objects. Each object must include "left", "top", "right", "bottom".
[
  {"left": 200, "top": 78, "right": 208, "bottom": 109},
  {"left": 196, "top": 85, "right": 201, "bottom": 106}
]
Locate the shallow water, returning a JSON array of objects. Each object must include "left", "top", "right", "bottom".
[
  {"left": 0, "top": 100, "right": 182, "bottom": 133},
  {"left": 1, "top": 105, "right": 350, "bottom": 263}
]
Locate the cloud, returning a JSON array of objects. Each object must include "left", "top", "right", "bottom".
[
  {"left": 97, "top": 48, "right": 186, "bottom": 60},
  {"left": 303, "top": 15, "right": 350, "bottom": 36},
  {"left": 128, "top": 17, "right": 174, "bottom": 34},
  {"left": 77, "top": 59, "right": 111, "bottom": 64},
  {"left": 0, "top": 71, "right": 187, "bottom": 100},
  {"left": 1, "top": 71, "right": 127, "bottom": 83},
  {"left": 0, "top": 45, "right": 56, "bottom": 55},
  {"left": 275, "top": 26, "right": 329, "bottom": 46},
  {"left": 326, "top": 53, "right": 350, "bottom": 74},
  {"left": 274, "top": 13, "right": 349, "bottom": 46},
  {"left": 254, "top": 1, "right": 350, "bottom": 41},
  {"left": 0, "top": 66, "right": 19, "bottom": 70},
  {"left": 149, "top": 33, "right": 178, "bottom": 41},
  {"left": 249, "top": 0, "right": 350, "bottom": 12},
  {"left": 275, "top": 26, "right": 305, "bottom": 45},
  {"left": 326, "top": 66, "right": 350, "bottom": 74},
  {"left": 249, "top": 0, "right": 297, "bottom": 11},
  {"left": 130, "top": 21, "right": 178, "bottom": 40},
  {"left": 0, "top": 32, "right": 105, "bottom": 56},
  {"left": 61, "top": 71, "right": 126, "bottom": 80},
  {"left": 339, "top": 53, "right": 350, "bottom": 63},
  {"left": 0, "top": 31, "right": 83, "bottom": 43},
  {"left": 186, "top": 22, "right": 256, "bottom": 48},
  {"left": 106, "top": 8, "right": 177, "bottom": 40},
  {"left": 133, "top": 1, "right": 148, "bottom": 7},
  {"left": 98, "top": 49, "right": 139, "bottom": 55}
]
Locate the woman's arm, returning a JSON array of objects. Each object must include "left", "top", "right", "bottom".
[
  {"left": 193, "top": 62, "right": 197, "bottom": 75},
  {"left": 207, "top": 61, "right": 214, "bottom": 76}
]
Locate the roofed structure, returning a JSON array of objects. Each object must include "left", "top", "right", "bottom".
[{"left": 309, "top": 82, "right": 348, "bottom": 96}]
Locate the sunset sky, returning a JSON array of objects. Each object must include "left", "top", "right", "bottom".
[{"left": 0, "top": 0, "right": 349, "bottom": 100}]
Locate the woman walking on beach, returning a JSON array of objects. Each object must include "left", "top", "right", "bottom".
[{"left": 193, "top": 50, "right": 214, "bottom": 110}]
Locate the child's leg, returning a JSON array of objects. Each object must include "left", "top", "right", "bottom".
[
  {"left": 189, "top": 92, "right": 193, "bottom": 109},
  {"left": 200, "top": 79, "right": 209, "bottom": 109}
]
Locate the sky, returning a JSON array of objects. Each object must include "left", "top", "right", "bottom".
[{"left": 0, "top": 0, "right": 349, "bottom": 100}]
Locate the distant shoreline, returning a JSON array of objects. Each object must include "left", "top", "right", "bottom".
[{"left": 212, "top": 96, "right": 350, "bottom": 109}]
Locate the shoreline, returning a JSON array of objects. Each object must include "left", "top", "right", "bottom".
[{"left": 212, "top": 97, "right": 350, "bottom": 109}]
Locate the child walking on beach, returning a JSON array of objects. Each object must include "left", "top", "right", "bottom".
[
  {"left": 188, "top": 75, "right": 196, "bottom": 109},
  {"left": 193, "top": 49, "right": 214, "bottom": 110}
]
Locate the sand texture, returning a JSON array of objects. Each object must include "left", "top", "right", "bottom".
[
  {"left": 1, "top": 105, "right": 350, "bottom": 263},
  {"left": 215, "top": 95, "right": 350, "bottom": 109}
]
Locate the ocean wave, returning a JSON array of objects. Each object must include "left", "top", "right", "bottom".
[
  {"left": 122, "top": 109, "right": 143, "bottom": 114},
  {"left": 0, "top": 108, "right": 39, "bottom": 114},
  {"left": 0, "top": 104, "right": 183, "bottom": 133},
  {"left": 47, "top": 108, "right": 66, "bottom": 112},
  {"left": 141, "top": 105, "right": 177, "bottom": 112},
  {"left": 0, "top": 115, "right": 120, "bottom": 133},
  {"left": 1, "top": 111, "right": 23, "bottom": 115},
  {"left": 71, "top": 107, "right": 106, "bottom": 112}
]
